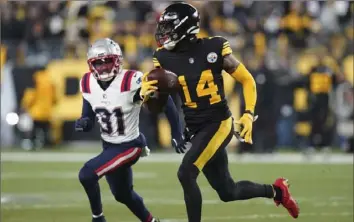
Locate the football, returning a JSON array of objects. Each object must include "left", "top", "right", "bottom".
[
  {"left": 146, "top": 68, "right": 179, "bottom": 93},
  {"left": 144, "top": 68, "right": 179, "bottom": 113}
]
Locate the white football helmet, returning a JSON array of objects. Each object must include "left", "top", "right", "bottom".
[{"left": 87, "top": 38, "right": 123, "bottom": 81}]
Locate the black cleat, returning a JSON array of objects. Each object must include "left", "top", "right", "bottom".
[{"left": 92, "top": 216, "right": 106, "bottom": 222}]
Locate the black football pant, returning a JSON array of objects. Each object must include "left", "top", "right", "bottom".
[{"left": 177, "top": 117, "right": 274, "bottom": 222}]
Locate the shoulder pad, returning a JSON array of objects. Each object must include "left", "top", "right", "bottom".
[
  {"left": 208, "top": 36, "right": 232, "bottom": 56},
  {"left": 121, "top": 70, "right": 141, "bottom": 92}
]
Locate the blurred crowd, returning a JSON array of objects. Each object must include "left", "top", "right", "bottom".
[{"left": 1, "top": 1, "right": 353, "bottom": 152}]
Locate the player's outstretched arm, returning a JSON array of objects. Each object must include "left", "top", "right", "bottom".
[
  {"left": 75, "top": 98, "right": 95, "bottom": 132},
  {"left": 223, "top": 54, "right": 257, "bottom": 144},
  {"left": 163, "top": 96, "right": 187, "bottom": 153}
]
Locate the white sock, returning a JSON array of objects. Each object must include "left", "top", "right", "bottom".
[{"left": 92, "top": 213, "right": 103, "bottom": 218}]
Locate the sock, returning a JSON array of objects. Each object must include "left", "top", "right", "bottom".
[
  {"left": 178, "top": 166, "right": 202, "bottom": 222},
  {"left": 121, "top": 190, "right": 151, "bottom": 221},
  {"left": 79, "top": 167, "right": 103, "bottom": 216},
  {"left": 82, "top": 181, "right": 103, "bottom": 216},
  {"left": 273, "top": 185, "right": 283, "bottom": 201},
  {"left": 231, "top": 181, "right": 275, "bottom": 200}
]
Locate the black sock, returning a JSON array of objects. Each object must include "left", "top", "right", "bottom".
[
  {"left": 230, "top": 181, "right": 275, "bottom": 200},
  {"left": 178, "top": 166, "right": 202, "bottom": 222},
  {"left": 273, "top": 185, "right": 283, "bottom": 201},
  {"left": 79, "top": 166, "right": 103, "bottom": 216}
]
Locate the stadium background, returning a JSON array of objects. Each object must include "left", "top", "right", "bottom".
[
  {"left": 1, "top": 1, "right": 353, "bottom": 152},
  {"left": 1, "top": 1, "right": 354, "bottom": 222}
]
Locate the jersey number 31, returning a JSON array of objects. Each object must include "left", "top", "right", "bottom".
[
  {"left": 95, "top": 108, "right": 125, "bottom": 135},
  {"left": 178, "top": 69, "right": 221, "bottom": 108}
]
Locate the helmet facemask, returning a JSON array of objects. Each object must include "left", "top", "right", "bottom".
[
  {"left": 155, "top": 18, "right": 181, "bottom": 50},
  {"left": 156, "top": 3, "right": 200, "bottom": 50},
  {"left": 88, "top": 55, "right": 123, "bottom": 81}
]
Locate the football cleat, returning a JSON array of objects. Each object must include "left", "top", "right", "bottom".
[{"left": 273, "top": 177, "right": 300, "bottom": 219}]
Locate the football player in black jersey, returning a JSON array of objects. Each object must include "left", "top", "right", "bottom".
[{"left": 140, "top": 3, "right": 299, "bottom": 221}]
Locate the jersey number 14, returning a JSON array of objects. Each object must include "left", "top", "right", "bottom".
[
  {"left": 178, "top": 69, "right": 221, "bottom": 108},
  {"left": 95, "top": 108, "right": 125, "bottom": 135}
]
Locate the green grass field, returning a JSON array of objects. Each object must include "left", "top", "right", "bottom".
[{"left": 1, "top": 152, "right": 353, "bottom": 222}]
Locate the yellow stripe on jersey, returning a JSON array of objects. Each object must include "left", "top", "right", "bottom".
[
  {"left": 193, "top": 117, "right": 233, "bottom": 170},
  {"left": 152, "top": 57, "right": 161, "bottom": 68},
  {"left": 222, "top": 42, "right": 230, "bottom": 48},
  {"left": 221, "top": 42, "right": 232, "bottom": 56}
]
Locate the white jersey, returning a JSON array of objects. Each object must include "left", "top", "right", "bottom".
[{"left": 80, "top": 69, "right": 143, "bottom": 144}]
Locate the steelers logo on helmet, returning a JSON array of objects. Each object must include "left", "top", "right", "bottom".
[{"left": 207, "top": 52, "right": 218, "bottom": 63}]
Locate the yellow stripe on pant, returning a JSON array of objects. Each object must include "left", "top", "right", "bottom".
[{"left": 193, "top": 117, "right": 233, "bottom": 170}]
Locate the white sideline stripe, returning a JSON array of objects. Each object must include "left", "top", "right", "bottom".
[
  {"left": 147, "top": 212, "right": 354, "bottom": 222},
  {"left": 2, "top": 193, "right": 352, "bottom": 208},
  {"left": 1, "top": 172, "right": 156, "bottom": 179},
  {"left": 1, "top": 153, "right": 353, "bottom": 164},
  {"left": 96, "top": 147, "right": 139, "bottom": 176}
]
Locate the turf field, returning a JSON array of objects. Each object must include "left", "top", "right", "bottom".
[{"left": 1, "top": 151, "right": 353, "bottom": 222}]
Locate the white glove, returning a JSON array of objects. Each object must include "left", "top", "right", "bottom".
[{"left": 140, "top": 146, "right": 151, "bottom": 157}]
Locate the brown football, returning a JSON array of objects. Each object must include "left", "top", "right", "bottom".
[
  {"left": 146, "top": 68, "right": 179, "bottom": 93},
  {"left": 144, "top": 68, "right": 179, "bottom": 113}
]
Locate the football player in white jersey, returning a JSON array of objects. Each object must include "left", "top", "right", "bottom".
[{"left": 75, "top": 38, "right": 185, "bottom": 222}]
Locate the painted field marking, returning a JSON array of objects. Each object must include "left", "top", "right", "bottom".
[{"left": 1, "top": 152, "right": 353, "bottom": 164}]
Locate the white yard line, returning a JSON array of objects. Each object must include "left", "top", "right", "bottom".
[
  {"left": 1, "top": 171, "right": 157, "bottom": 179},
  {"left": 122, "top": 212, "right": 354, "bottom": 222},
  {"left": 1, "top": 152, "right": 353, "bottom": 164},
  {"left": 2, "top": 192, "right": 352, "bottom": 208}
]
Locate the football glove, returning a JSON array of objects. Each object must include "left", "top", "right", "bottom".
[
  {"left": 140, "top": 146, "right": 151, "bottom": 157},
  {"left": 172, "top": 127, "right": 193, "bottom": 154},
  {"left": 140, "top": 72, "right": 158, "bottom": 102},
  {"left": 75, "top": 117, "right": 94, "bottom": 132},
  {"left": 234, "top": 113, "right": 258, "bottom": 144}
]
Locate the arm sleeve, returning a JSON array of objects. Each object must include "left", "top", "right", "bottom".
[
  {"left": 164, "top": 96, "right": 182, "bottom": 140},
  {"left": 152, "top": 50, "right": 162, "bottom": 68},
  {"left": 81, "top": 97, "right": 95, "bottom": 120},
  {"left": 229, "top": 63, "right": 257, "bottom": 113}
]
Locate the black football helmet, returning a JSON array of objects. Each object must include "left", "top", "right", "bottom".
[{"left": 155, "top": 2, "right": 200, "bottom": 50}]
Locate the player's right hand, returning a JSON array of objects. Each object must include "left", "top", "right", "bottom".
[
  {"left": 75, "top": 117, "right": 93, "bottom": 132},
  {"left": 140, "top": 72, "right": 158, "bottom": 102},
  {"left": 140, "top": 146, "right": 151, "bottom": 157},
  {"left": 234, "top": 114, "right": 258, "bottom": 144}
]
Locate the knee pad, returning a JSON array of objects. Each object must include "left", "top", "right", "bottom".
[{"left": 78, "top": 164, "right": 98, "bottom": 185}]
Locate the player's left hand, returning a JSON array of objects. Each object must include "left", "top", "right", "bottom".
[
  {"left": 140, "top": 72, "right": 158, "bottom": 102},
  {"left": 234, "top": 113, "right": 258, "bottom": 144},
  {"left": 172, "top": 136, "right": 189, "bottom": 154},
  {"left": 140, "top": 146, "right": 150, "bottom": 157},
  {"left": 75, "top": 117, "right": 93, "bottom": 132}
]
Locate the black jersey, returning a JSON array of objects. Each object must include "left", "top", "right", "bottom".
[{"left": 153, "top": 36, "right": 233, "bottom": 131}]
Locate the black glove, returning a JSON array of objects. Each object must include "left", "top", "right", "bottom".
[
  {"left": 75, "top": 117, "right": 94, "bottom": 132},
  {"left": 172, "top": 127, "right": 192, "bottom": 154}
]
